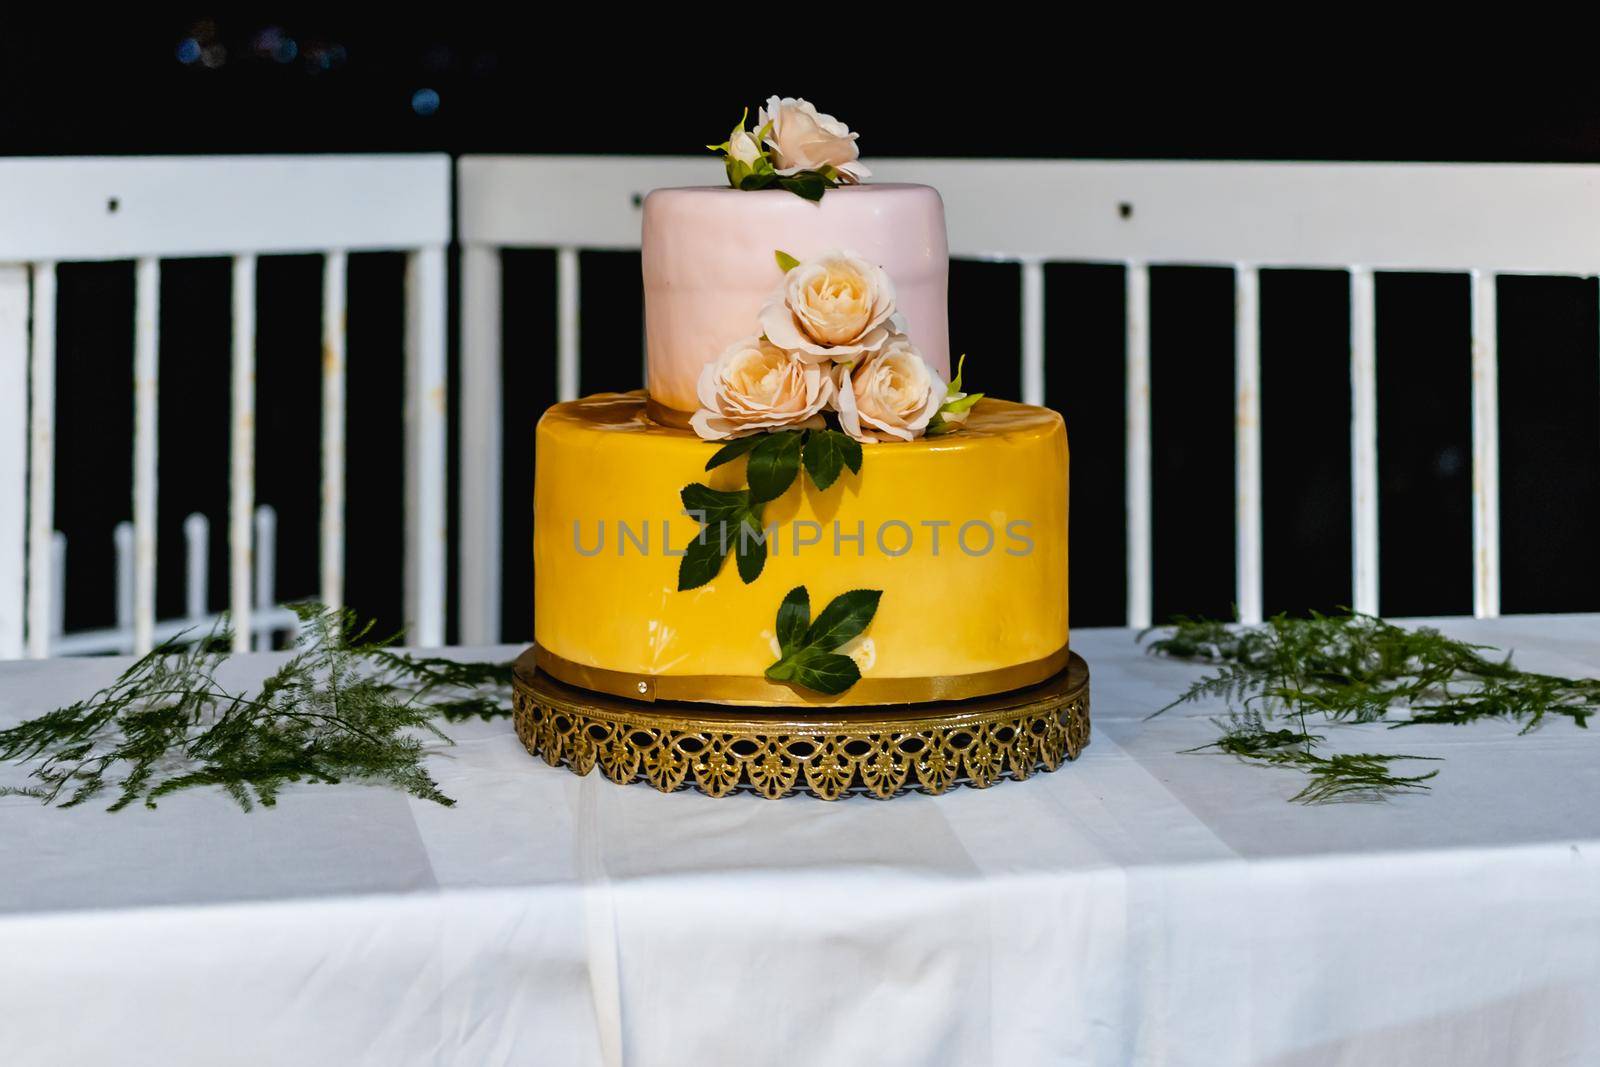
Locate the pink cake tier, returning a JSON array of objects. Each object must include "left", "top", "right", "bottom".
[{"left": 641, "top": 183, "right": 951, "bottom": 414}]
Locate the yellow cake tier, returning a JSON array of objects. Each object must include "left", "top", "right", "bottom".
[{"left": 533, "top": 391, "right": 1069, "bottom": 707}]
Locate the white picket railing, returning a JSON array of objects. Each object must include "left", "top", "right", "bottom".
[
  {"left": 45, "top": 505, "right": 297, "bottom": 656},
  {"left": 0, "top": 155, "right": 451, "bottom": 659},
  {"left": 8, "top": 155, "right": 1600, "bottom": 655},
  {"left": 457, "top": 156, "right": 1600, "bottom": 637}
]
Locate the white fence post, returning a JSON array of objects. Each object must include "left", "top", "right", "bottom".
[
  {"left": 459, "top": 243, "right": 503, "bottom": 645},
  {"left": 49, "top": 531, "right": 64, "bottom": 643},
  {"left": 404, "top": 245, "right": 448, "bottom": 647},
  {"left": 1234, "top": 265, "right": 1263, "bottom": 624},
  {"left": 230, "top": 254, "right": 256, "bottom": 651},
  {"left": 1349, "top": 267, "right": 1380, "bottom": 615},
  {"left": 1021, "top": 258, "right": 1045, "bottom": 408},
  {"left": 132, "top": 257, "right": 160, "bottom": 655},
  {"left": 25, "top": 262, "right": 57, "bottom": 658},
  {"left": 320, "top": 250, "right": 348, "bottom": 614},
  {"left": 1125, "top": 262, "right": 1152, "bottom": 630},
  {"left": 557, "top": 247, "right": 580, "bottom": 403},
  {"left": 0, "top": 264, "right": 27, "bottom": 659},
  {"left": 114, "top": 521, "right": 134, "bottom": 653},
  {"left": 1470, "top": 270, "right": 1501, "bottom": 619},
  {"left": 253, "top": 504, "right": 276, "bottom": 651},
  {"left": 184, "top": 512, "right": 209, "bottom": 622}
]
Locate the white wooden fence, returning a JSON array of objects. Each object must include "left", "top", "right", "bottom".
[
  {"left": 0, "top": 155, "right": 451, "bottom": 659},
  {"left": 6, "top": 155, "right": 1600, "bottom": 657},
  {"left": 46, "top": 506, "right": 297, "bottom": 656},
  {"left": 459, "top": 156, "right": 1600, "bottom": 637}
]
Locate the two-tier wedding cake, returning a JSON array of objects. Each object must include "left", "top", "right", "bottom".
[{"left": 529, "top": 99, "right": 1070, "bottom": 713}]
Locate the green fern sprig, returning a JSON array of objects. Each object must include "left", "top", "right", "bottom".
[
  {"left": 1182, "top": 710, "right": 1440, "bottom": 804},
  {"left": 1145, "top": 611, "right": 1595, "bottom": 803},
  {"left": 0, "top": 604, "right": 515, "bottom": 811}
]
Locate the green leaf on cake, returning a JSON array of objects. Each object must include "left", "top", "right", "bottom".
[
  {"left": 774, "top": 249, "right": 801, "bottom": 273},
  {"left": 791, "top": 651, "right": 861, "bottom": 693},
  {"left": 681, "top": 421, "right": 867, "bottom": 596},
  {"left": 677, "top": 484, "right": 769, "bottom": 590},
  {"left": 764, "top": 587, "right": 882, "bottom": 695},
  {"left": 766, "top": 647, "right": 861, "bottom": 693},
  {"left": 681, "top": 427, "right": 870, "bottom": 593},
  {"left": 746, "top": 430, "right": 804, "bottom": 503},
  {"left": 775, "top": 585, "right": 810, "bottom": 657},
  {"left": 800, "top": 429, "right": 861, "bottom": 491},
  {"left": 777, "top": 173, "right": 829, "bottom": 202},
  {"left": 707, "top": 427, "right": 861, "bottom": 497},
  {"left": 678, "top": 528, "right": 730, "bottom": 591},
  {"left": 734, "top": 513, "right": 771, "bottom": 583},
  {"left": 705, "top": 434, "right": 763, "bottom": 472},
  {"left": 680, "top": 483, "right": 748, "bottom": 525},
  {"left": 727, "top": 155, "right": 777, "bottom": 192},
  {"left": 678, "top": 484, "right": 741, "bottom": 589},
  {"left": 801, "top": 589, "right": 881, "bottom": 650}
]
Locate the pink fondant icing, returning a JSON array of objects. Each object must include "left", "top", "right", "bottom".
[{"left": 641, "top": 183, "right": 950, "bottom": 413}]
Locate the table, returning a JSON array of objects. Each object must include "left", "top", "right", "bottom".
[{"left": 3, "top": 617, "right": 1598, "bottom": 1066}]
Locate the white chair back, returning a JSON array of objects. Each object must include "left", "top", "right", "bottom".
[{"left": 0, "top": 154, "right": 451, "bottom": 657}]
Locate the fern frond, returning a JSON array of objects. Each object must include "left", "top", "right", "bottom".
[
  {"left": 1144, "top": 612, "right": 1594, "bottom": 803},
  {"left": 0, "top": 602, "right": 513, "bottom": 811}
]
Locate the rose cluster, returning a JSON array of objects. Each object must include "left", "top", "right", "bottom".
[
  {"left": 710, "top": 97, "right": 868, "bottom": 200},
  {"left": 690, "top": 250, "right": 970, "bottom": 445}
]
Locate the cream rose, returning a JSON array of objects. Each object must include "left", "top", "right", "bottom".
[
  {"left": 690, "top": 335, "right": 835, "bottom": 441},
  {"left": 727, "top": 127, "right": 762, "bottom": 167},
  {"left": 759, "top": 250, "right": 902, "bottom": 364},
  {"left": 833, "top": 335, "right": 947, "bottom": 443},
  {"left": 938, "top": 390, "right": 974, "bottom": 428},
  {"left": 758, "top": 96, "right": 870, "bottom": 183}
]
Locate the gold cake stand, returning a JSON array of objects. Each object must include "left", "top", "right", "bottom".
[{"left": 512, "top": 648, "right": 1090, "bottom": 800}]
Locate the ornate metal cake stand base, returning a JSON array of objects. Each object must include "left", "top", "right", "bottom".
[{"left": 511, "top": 648, "right": 1090, "bottom": 800}]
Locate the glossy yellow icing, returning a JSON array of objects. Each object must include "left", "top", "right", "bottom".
[{"left": 533, "top": 391, "right": 1068, "bottom": 706}]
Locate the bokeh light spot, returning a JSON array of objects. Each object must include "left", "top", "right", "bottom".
[{"left": 411, "top": 88, "right": 441, "bottom": 117}]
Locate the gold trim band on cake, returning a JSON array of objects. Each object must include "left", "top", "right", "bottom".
[
  {"left": 512, "top": 648, "right": 1091, "bottom": 799},
  {"left": 534, "top": 642, "right": 1072, "bottom": 707}
]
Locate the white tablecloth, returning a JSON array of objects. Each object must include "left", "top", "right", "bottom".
[{"left": 2, "top": 617, "right": 1598, "bottom": 1066}]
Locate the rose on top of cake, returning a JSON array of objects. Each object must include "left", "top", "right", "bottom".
[{"left": 709, "top": 97, "right": 869, "bottom": 201}]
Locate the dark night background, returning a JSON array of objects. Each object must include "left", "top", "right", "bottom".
[{"left": 4, "top": 16, "right": 1600, "bottom": 642}]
